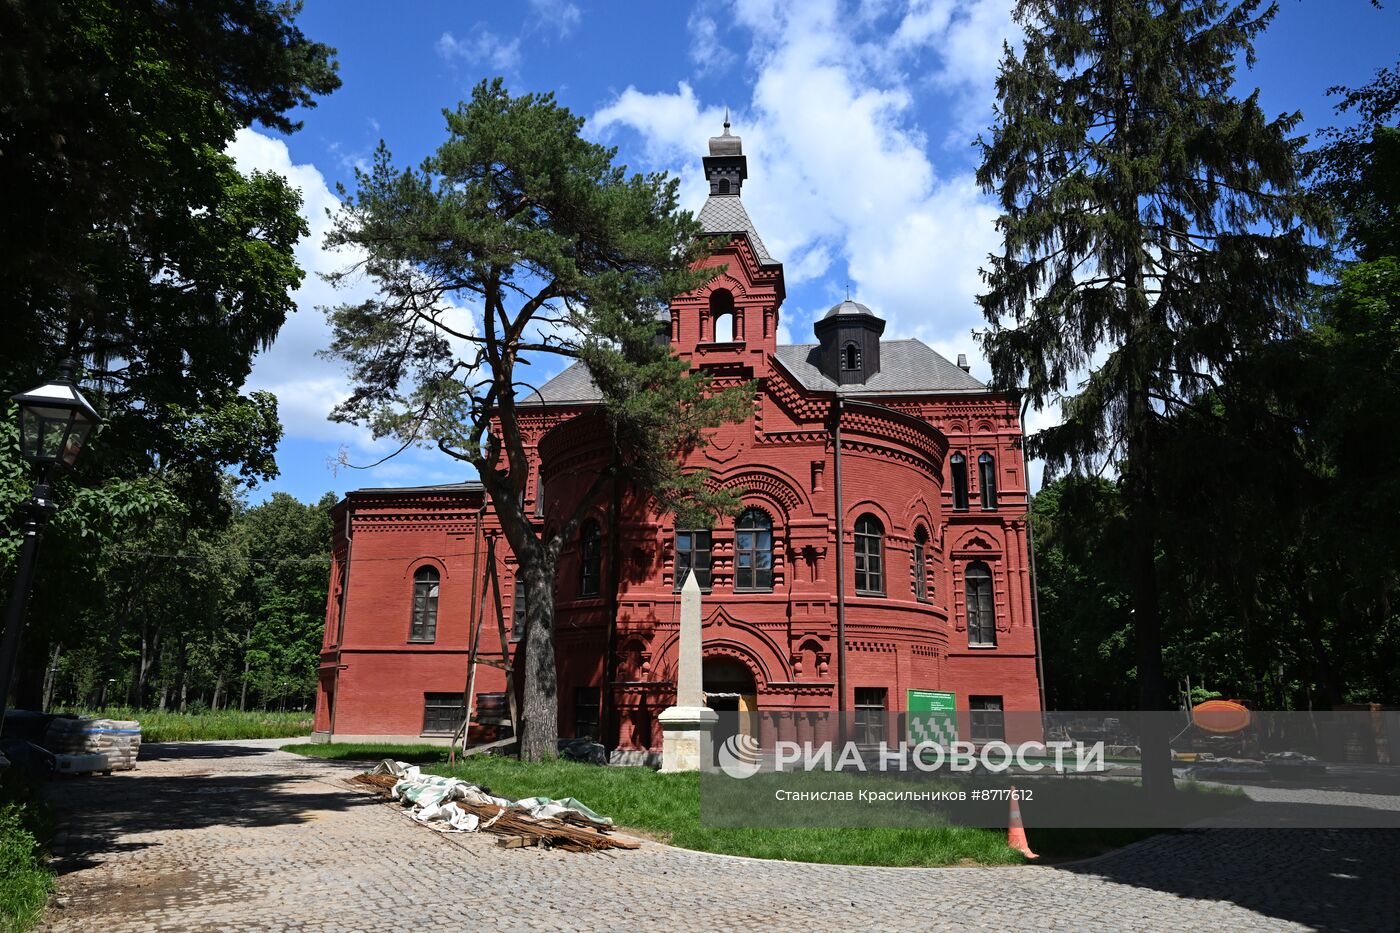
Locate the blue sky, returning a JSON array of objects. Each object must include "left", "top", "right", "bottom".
[{"left": 232, "top": 0, "right": 1400, "bottom": 504}]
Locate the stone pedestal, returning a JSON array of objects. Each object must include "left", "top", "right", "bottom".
[
  {"left": 658, "top": 705, "right": 718, "bottom": 773},
  {"left": 659, "top": 571, "right": 712, "bottom": 773}
]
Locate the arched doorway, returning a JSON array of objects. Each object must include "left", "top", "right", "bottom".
[{"left": 704, "top": 656, "right": 757, "bottom": 743}]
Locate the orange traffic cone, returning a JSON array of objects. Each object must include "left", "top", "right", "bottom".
[{"left": 1007, "top": 787, "right": 1038, "bottom": 859}]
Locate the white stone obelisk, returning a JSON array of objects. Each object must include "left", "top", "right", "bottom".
[{"left": 658, "top": 571, "right": 717, "bottom": 772}]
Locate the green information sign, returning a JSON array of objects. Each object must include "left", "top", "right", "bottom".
[{"left": 906, "top": 689, "right": 957, "bottom": 746}]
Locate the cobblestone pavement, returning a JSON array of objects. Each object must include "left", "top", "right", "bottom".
[{"left": 41, "top": 740, "right": 1399, "bottom": 932}]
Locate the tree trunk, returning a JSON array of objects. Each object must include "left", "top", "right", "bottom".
[
  {"left": 138, "top": 621, "right": 161, "bottom": 707},
  {"left": 42, "top": 642, "right": 62, "bottom": 712},
  {"left": 240, "top": 625, "right": 253, "bottom": 711},
  {"left": 1125, "top": 277, "right": 1172, "bottom": 802},
  {"left": 518, "top": 551, "right": 559, "bottom": 761},
  {"left": 212, "top": 672, "right": 225, "bottom": 712},
  {"left": 176, "top": 637, "right": 189, "bottom": 713}
]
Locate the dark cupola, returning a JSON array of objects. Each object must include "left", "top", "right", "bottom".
[
  {"left": 703, "top": 112, "right": 748, "bottom": 196},
  {"left": 814, "top": 298, "right": 885, "bottom": 385}
]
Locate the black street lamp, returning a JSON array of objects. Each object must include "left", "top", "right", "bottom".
[{"left": 0, "top": 360, "right": 100, "bottom": 726}]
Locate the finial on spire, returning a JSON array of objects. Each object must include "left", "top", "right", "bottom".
[{"left": 723, "top": 106, "right": 731, "bottom": 133}]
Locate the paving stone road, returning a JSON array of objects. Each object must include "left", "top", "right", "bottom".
[{"left": 40, "top": 739, "right": 1400, "bottom": 932}]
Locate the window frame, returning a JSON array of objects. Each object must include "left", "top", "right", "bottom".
[
  {"left": 675, "top": 527, "right": 713, "bottom": 592},
  {"left": 409, "top": 565, "right": 440, "bottom": 643},
  {"left": 978, "top": 452, "right": 998, "bottom": 510},
  {"left": 422, "top": 692, "right": 464, "bottom": 735},
  {"left": 965, "top": 561, "right": 996, "bottom": 647},
  {"left": 733, "top": 508, "right": 774, "bottom": 593},
  {"left": 574, "top": 686, "right": 601, "bottom": 740},
  {"left": 842, "top": 342, "right": 861, "bottom": 371},
  {"left": 853, "top": 687, "right": 887, "bottom": 746},
  {"left": 511, "top": 578, "right": 526, "bottom": 643},
  {"left": 912, "top": 526, "right": 930, "bottom": 602},
  {"left": 950, "top": 452, "right": 969, "bottom": 511},
  {"left": 969, "top": 695, "right": 1005, "bottom": 743},
  {"left": 853, "top": 513, "right": 885, "bottom": 596},
  {"left": 579, "top": 519, "right": 602, "bottom": 598}
]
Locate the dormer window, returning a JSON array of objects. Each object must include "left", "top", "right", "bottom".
[{"left": 842, "top": 343, "right": 861, "bottom": 371}]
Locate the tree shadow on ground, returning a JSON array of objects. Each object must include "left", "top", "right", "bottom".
[
  {"left": 1053, "top": 808, "right": 1400, "bottom": 933},
  {"left": 46, "top": 744, "right": 377, "bottom": 877}
]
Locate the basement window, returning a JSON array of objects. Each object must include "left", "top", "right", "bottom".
[{"left": 422, "top": 692, "right": 464, "bottom": 735}]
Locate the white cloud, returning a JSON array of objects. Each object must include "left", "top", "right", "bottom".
[
  {"left": 226, "top": 129, "right": 467, "bottom": 485},
  {"left": 529, "top": 0, "right": 583, "bottom": 38},
  {"left": 591, "top": 0, "right": 1010, "bottom": 357},
  {"left": 688, "top": 12, "right": 737, "bottom": 76},
  {"left": 437, "top": 30, "right": 522, "bottom": 73}
]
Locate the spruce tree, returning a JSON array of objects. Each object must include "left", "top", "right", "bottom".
[
  {"left": 324, "top": 80, "right": 751, "bottom": 760},
  {"left": 977, "top": 0, "right": 1323, "bottom": 795}
]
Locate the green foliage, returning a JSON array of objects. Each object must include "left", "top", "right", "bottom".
[
  {"left": 978, "top": 0, "right": 1324, "bottom": 472},
  {"left": 69, "top": 707, "right": 313, "bottom": 742},
  {"left": 0, "top": 0, "right": 337, "bottom": 517},
  {"left": 1031, "top": 478, "right": 1134, "bottom": 709},
  {"left": 322, "top": 79, "right": 755, "bottom": 759},
  {"left": 0, "top": 771, "right": 53, "bottom": 933}
]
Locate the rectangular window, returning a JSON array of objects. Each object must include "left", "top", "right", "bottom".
[
  {"left": 534, "top": 466, "right": 545, "bottom": 517},
  {"left": 422, "top": 692, "right": 465, "bottom": 735},
  {"left": 574, "top": 686, "right": 601, "bottom": 740},
  {"left": 511, "top": 579, "right": 526, "bottom": 643},
  {"left": 951, "top": 455, "right": 969, "bottom": 511},
  {"left": 969, "top": 696, "right": 1005, "bottom": 743},
  {"left": 853, "top": 687, "right": 887, "bottom": 746},
  {"left": 675, "top": 529, "right": 712, "bottom": 591}
]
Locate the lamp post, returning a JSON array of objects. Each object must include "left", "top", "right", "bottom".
[{"left": 0, "top": 360, "right": 100, "bottom": 725}]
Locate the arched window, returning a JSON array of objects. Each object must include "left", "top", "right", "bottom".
[
  {"left": 675, "top": 527, "right": 712, "bottom": 591},
  {"left": 734, "top": 509, "right": 773, "bottom": 592},
  {"left": 709, "top": 289, "right": 736, "bottom": 342},
  {"left": 978, "top": 453, "right": 998, "bottom": 509},
  {"left": 950, "top": 453, "right": 969, "bottom": 511},
  {"left": 853, "top": 514, "right": 884, "bottom": 595},
  {"left": 966, "top": 562, "right": 996, "bottom": 646},
  {"left": 842, "top": 342, "right": 861, "bottom": 371},
  {"left": 912, "top": 526, "right": 929, "bottom": 602},
  {"left": 410, "top": 566, "right": 440, "bottom": 642},
  {"left": 579, "top": 520, "right": 602, "bottom": 597},
  {"left": 717, "top": 178, "right": 731, "bottom": 194}
]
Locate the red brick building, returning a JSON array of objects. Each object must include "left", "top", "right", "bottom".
[{"left": 313, "top": 122, "right": 1042, "bottom": 757}]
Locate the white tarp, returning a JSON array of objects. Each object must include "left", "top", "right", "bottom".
[{"left": 367, "top": 759, "right": 613, "bottom": 834}]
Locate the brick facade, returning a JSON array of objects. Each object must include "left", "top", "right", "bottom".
[{"left": 314, "top": 126, "right": 1042, "bottom": 752}]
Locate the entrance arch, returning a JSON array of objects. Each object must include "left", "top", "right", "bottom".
[{"left": 704, "top": 655, "right": 758, "bottom": 743}]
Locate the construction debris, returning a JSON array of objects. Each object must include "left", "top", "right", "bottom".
[{"left": 351, "top": 761, "right": 639, "bottom": 853}]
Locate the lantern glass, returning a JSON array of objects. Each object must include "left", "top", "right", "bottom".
[
  {"left": 17, "top": 404, "right": 78, "bottom": 465},
  {"left": 12, "top": 366, "right": 100, "bottom": 469}
]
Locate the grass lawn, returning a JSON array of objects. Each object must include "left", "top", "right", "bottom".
[
  {"left": 0, "top": 771, "right": 54, "bottom": 933},
  {"left": 64, "top": 707, "right": 314, "bottom": 743},
  {"left": 287, "top": 743, "right": 1221, "bottom": 866}
]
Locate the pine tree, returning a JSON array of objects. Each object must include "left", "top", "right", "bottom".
[
  {"left": 977, "top": 0, "right": 1324, "bottom": 795},
  {"left": 324, "top": 80, "right": 751, "bottom": 760}
]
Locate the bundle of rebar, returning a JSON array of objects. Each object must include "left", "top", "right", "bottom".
[{"left": 349, "top": 771, "right": 638, "bottom": 852}]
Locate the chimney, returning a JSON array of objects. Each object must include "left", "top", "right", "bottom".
[{"left": 956, "top": 353, "right": 970, "bottom": 373}]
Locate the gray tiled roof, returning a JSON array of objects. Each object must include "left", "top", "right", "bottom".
[
  {"left": 773, "top": 340, "right": 988, "bottom": 395},
  {"left": 519, "top": 362, "right": 604, "bottom": 405},
  {"left": 521, "top": 337, "right": 987, "bottom": 406},
  {"left": 350, "top": 481, "right": 483, "bottom": 495},
  {"left": 697, "top": 195, "right": 778, "bottom": 266}
]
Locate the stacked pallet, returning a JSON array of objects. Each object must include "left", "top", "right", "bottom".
[{"left": 44, "top": 717, "right": 142, "bottom": 772}]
